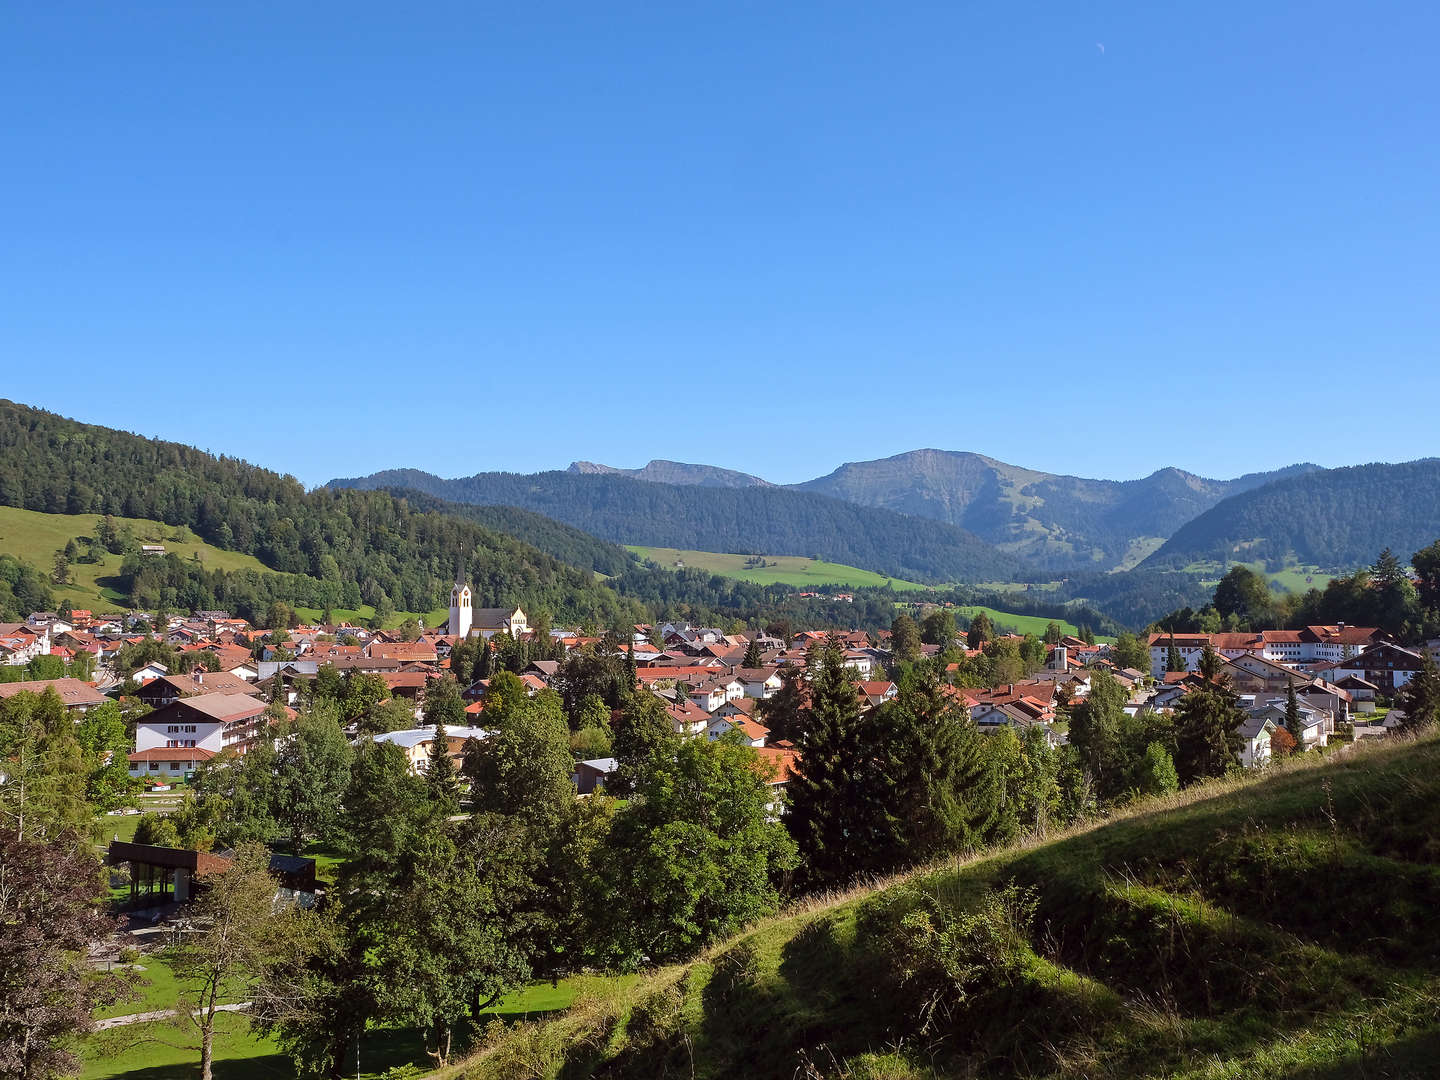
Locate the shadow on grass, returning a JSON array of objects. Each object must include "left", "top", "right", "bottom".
[{"left": 1278, "top": 1029, "right": 1440, "bottom": 1080}]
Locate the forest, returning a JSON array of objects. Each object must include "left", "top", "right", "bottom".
[
  {"left": 328, "top": 466, "right": 1032, "bottom": 584},
  {"left": 0, "top": 401, "right": 646, "bottom": 628}
]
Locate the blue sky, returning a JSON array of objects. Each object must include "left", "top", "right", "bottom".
[{"left": 4, "top": 2, "right": 1438, "bottom": 488}]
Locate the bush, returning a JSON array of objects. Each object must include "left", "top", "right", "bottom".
[{"left": 861, "top": 882, "right": 1039, "bottom": 1033}]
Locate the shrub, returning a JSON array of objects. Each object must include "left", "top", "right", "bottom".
[{"left": 862, "top": 882, "right": 1039, "bottom": 1033}]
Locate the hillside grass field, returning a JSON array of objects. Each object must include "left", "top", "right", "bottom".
[
  {"left": 0, "top": 506, "right": 273, "bottom": 613},
  {"left": 0, "top": 505, "right": 445, "bottom": 628},
  {"left": 1185, "top": 559, "right": 1338, "bottom": 594},
  {"left": 626, "top": 546, "right": 932, "bottom": 591},
  {"left": 436, "top": 732, "right": 1440, "bottom": 1080},
  {"left": 951, "top": 604, "right": 1085, "bottom": 639}
]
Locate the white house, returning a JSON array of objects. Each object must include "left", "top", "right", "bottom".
[
  {"left": 371, "top": 725, "right": 492, "bottom": 774},
  {"left": 1244, "top": 697, "right": 1329, "bottom": 750},
  {"left": 1237, "top": 713, "right": 1275, "bottom": 768},
  {"left": 704, "top": 715, "right": 768, "bottom": 747},
  {"left": 129, "top": 693, "right": 272, "bottom": 777},
  {"left": 733, "top": 667, "right": 783, "bottom": 699},
  {"left": 0, "top": 623, "right": 49, "bottom": 665}
]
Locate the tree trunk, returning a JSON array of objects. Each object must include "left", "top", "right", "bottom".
[{"left": 200, "top": 1013, "right": 214, "bottom": 1080}]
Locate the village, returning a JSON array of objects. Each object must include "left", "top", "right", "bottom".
[{"left": 2, "top": 580, "right": 1419, "bottom": 832}]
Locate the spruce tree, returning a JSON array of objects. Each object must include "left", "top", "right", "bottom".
[
  {"left": 1173, "top": 683, "right": 1246, "bottom": 785},
  {"left": 785, "top": 639, "right": 867, "bottom": 890},
  {"left": 1395, "top": 653, "right": 1440, "bottom": 732},
  {"left": 742, "top": 637, "right": 763, "bottom": 668},
  {"left": 756, "top": 664, "right": 809, "bottom": 744},
  {"left": 1284, "top": 682, "right": 1306, "bottom": 750},
  {"left": 624, "top": 643, "right": 639, "bottom": 693},
  {"left": 1165, "top": 634, "right": 1187, "bottom": 673},
  {"left": 426, "top": 723, "right": 460, "bottom": 812}
]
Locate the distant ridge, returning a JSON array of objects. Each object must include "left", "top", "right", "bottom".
[
  {"left": 567, "top": 459, "right": 772, "bottom": 488},
  {"left": 329, "top": 468, "right": 1031, "bottom": 585},
  {"left": 1140, "top": 458, "right": 1440, "bottom": 571},
  {"left": 792, "top": 449, "right": 1318, "bottom": 571}
]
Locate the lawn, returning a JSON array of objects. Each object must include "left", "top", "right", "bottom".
[
  {"left": 0, "top": 506, "right": 273, "bottom": 613},
  {"left": 98, "top": 811, "right": 153, "bottom": 848},
  {"left": 626, "top": 546, "right": 932, "bottom": 592},
  {"left": 81, "top": 971, "right": 637, "bottom": 1080}
]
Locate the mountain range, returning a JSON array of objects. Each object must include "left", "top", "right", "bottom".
[
  {"left": 328, "top": 469, "right": 1028, "bottom": 585},
  {"left": 791, "top": 450, "right": 1318, "bottom": 570},
  {"left": 337, "top": 452, "right": 1330, "bottom": 579}
]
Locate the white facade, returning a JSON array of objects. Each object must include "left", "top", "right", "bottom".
[
  {"left": 135, "top": 716, "right": 224, "bottom": 754},
  {"left": 449, "top": 584, "right": 472, "bottom": 640}
]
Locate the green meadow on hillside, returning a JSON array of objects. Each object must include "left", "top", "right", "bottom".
[
  {"left": 0, "top": 505, "right": 446, "bottom": 628},
  {"left": 1184, "top": 558, "right": 1338, "bottom": 594},
  {"left": 0, "top": 505, "right": 273, "bottom": 613},
  {"left": 626, "top": 546, "right": 931, "bottom": 591},
  {"left": 440, "top": 732, "right": 1440, "bottom": 1080},
  {"left": 951, "top": 604, "right": 1086, "bottom": 639}
]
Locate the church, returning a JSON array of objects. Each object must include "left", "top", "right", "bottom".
[{"left": 447, "top": 583, "right": 528, "bottom": 640}]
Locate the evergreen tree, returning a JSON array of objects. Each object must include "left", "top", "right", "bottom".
[
  {"left": 742, "top": 637, "right": 763, "bottom": 668},
  {"left": 1197, "top": 642, "right": 1224, "bottom": 682},
  {"left": 1066, "top": 670, "right": 1129, "bottom": 801},
  {"left": 966, "top": 611, "right": 994, "bottom": 649},
  {"left": 1165, "top": 634, "right": 1187, "bottom": 673},
  {"left": 426, "top": 723, "right": 460, "bottom": 812},
  {"left": 1395, "top": 653, "right": 1440, "bottom": 732},
  {"left": 1043, "top": 621, "right": 1064, "bottom": 645},
  {"left": 1173, "top": 682, "right": 1246, "bottom": 785},
  {"left": 785, "top": 639, "right": 867, "bottom": 890},
  {"left": 1284, "top": 682, "right": 1306, "bottom": 750},
  {"left": 756, "top": 664, "right": 809, "bottom": 744}
]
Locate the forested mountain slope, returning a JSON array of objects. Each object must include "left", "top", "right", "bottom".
[
  {"left": 328, "top": 468, "right": 1032, "bottom": 584},
  {"left": 794, "top": 449, "right": 1315, "bottom": 571},
  {"left": 567, "top": 459, "right": 771, "bottom": 488},
  {"left": 0, "top": 401, "right": 644, "bottom": 627},
  {"left": 1142, "top": 459, "right": 1440, "bottom": 571},
  {"left": 390, "top": 493, "right": 637, "bottom": 577},
  {"left": 446, "top": 733, "right": 1440, "bottom": 1080}
]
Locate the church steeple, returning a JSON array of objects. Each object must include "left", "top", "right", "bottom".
[{"left": 449, "top": 581, "right": 472, "bottom": 639}]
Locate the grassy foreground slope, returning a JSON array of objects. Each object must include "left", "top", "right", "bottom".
[{"left": 442, "top": 734, "right": 1440, "bottom": 1080}]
